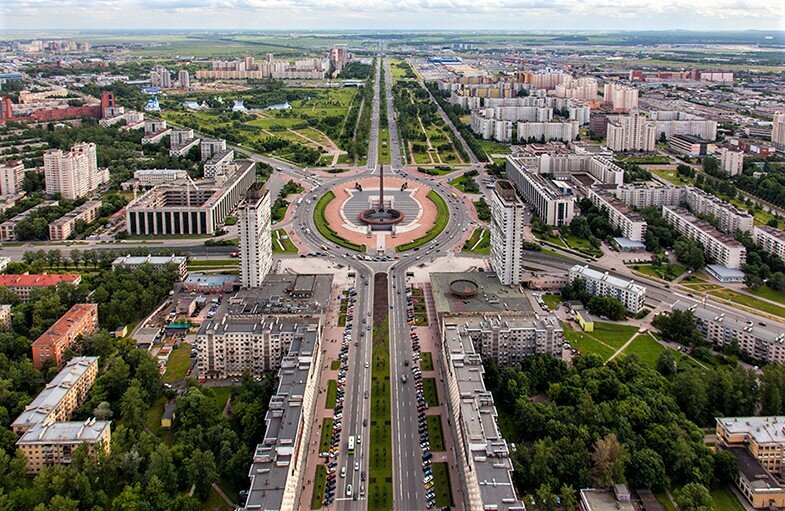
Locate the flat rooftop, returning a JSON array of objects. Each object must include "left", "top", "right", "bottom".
[
  {"left": 570, "top": 265, "right": 645, "bottom": 294},
  {"left": 673, "top": 300, "right": 785, "bottom": 345},
  {"left": 730, "top": 447, "right": 782, "bottom": 491},
  {"left": 18, "top": 418, "right": 110, "bottom": 445},
  {"left": 580, "top": 489, "right": 635, "bottom": 511},
  {"left": 430, "top": 272, "right": 534, "bottom": 316},
  {"left": 717, "top": 416, "right": 785, "bottom": 445},
  {"left": 225, "top": 274, "right": 333, "bottom": 317}
]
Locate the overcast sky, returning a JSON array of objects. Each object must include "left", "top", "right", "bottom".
[{"left": 1, "top": 0, "right": 784, "bottom": 31}]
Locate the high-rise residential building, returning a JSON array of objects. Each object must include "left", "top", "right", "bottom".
[
  {"left": 684, "top": 187, "right": 753, "bottom": 234},
  {"left": 606, "top": 111, "right": 656, "bottom": 152},
  {"left": 178, "top": 69, "right": 190, "bottom": 89},
  {"left": 772, "top": 111, "right": 785, "bottom": 152},
  {"left": 648, "top": 110, "right": 717, "bottom": 141},
  {"left": 490, "top": 180, "right": 525, "bottom": 286},
  {"left": 150, "top": 65, "right": 171, "bottom": 88},
  {"left": 201, "top": 138, "right": 227, "bottom": 160},
  {"left": 613, "top": 184, "right": 687, "bottom": 209},
  {"left": 238, "top": 182, "right": 272, "bottom": 289},
  {"left": 32, "top": 304, "right": 99, "bottom": 369},
  {"left": 505, "top": 156, "right": 575, "bottom": 226},
  {"left": 603, "top": 83, "right": 638, "bottom": 112},
  {"left": 568, "top": 265, "right": 646, "bottom": 313},
  {"left": 455, "top": 314, "right": 563, "bottom": 364},
  {"left": 43, "top": 142, "right": 109, "bottom": 200},
  {"left": 717, "top": 146, "right": 745, "bottom": 176},
  {"left": 0, "top": 161, "right": 24, "bottom": 196},
  {"left": 328, "top": 44, "right": 348, "bottom": 75}
]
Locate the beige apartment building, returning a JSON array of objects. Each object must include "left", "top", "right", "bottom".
[
  {"left": 43, "top": 142, "right": 109, "bottom": 200},
  {"left": 48, "top": 200, "right": 102, "bottom": 240},
  {"left": 17, "top": 418, "right": 111, "bottom": 474}
]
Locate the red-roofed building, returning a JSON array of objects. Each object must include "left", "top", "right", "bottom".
[
  {"left": 0, "top": 273, "right": 81, "bottom": 301},
  {"left": 32, "top": 304, "right": 98, "bottom": 369}
]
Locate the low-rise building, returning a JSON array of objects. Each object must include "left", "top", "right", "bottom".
[
  {"left": 0, "top": 273, "right": 81, "bottom": 301},
  {"left": 48, "top": 200, "right": 102, "bottom": 241},
  {"left": 0, "top": 303, "right": 11, "bottom": 328},
  {"left": 754, "top": 225, "right": 785, "bottom": 263},
  {"left": 440, "top": 319, "right": 525, "bottom": 511},
  {"left": 182, "top": 273, "right": 238, "bottom": 294},
  {"left": 111, "top": 254, "right": 188, "bottom": 280},
  {"left": 0, "top": 201, "right": 57, "bottom": 240},
  {"left": 673, "top": 301, "right": 785, "bottom": 363},
  {"left": 568, "top": 265, "right": 646, "bottom": 314},
  {"left": 662, "top": 206, "right": 747, "bottom": 269},
  {"left": 668, "top": 134, "right": 713, "bottom": 156},
  {"left": 586, "top": 188, "right": 647, "bottom": 242},
  {"left": 580, "top": 487, "right": 635, "bottom": 511},
  {"left": 11, "top": 356, "right": 99, "bottom": 434},
  {"left": 32, "top": 304, "right": 98, "bottom": 369},
  {"left": 17, "top": 418, "right": 111, "bottom": 474}
]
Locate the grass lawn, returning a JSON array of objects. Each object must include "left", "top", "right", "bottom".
[
  {"left": 330, "top": 360, "right": 341, "bottom": 370},
  {"left": 426, "top": 415, "right": 445, "bottom": 451},
  {"left": 144, "top": 395, "right": 167, "bottom": 436},
  {"left": 326, "top": 380, "right": 337, "bottom": 409},
  {"left": 313, "top": 191, "right": 366, "bottom": 252},
  {"left": 542, "top": 293, "right": 562, "bottom": 310},
  {"left": 397, "top": 191, "right": 449, "bottom": 252},
  {"left": 163, "top": 343, "right": 192, "bottom": 384},
  {"left": 651, "top": 167, "right": 694, "bottom": 186},
  {"left": 311, "top": 465, "right": 327, "bottom": 509},
  {"left": 752, "top": 286, "right": 785, "bottom": 306},
  {"left": 431, "top": 462, "right": 454, "bottom": 509},
  {"left": 422, "top": 378, "right": 440, "bottom": 407},
  {"left": 478, "top": 139, "right": 511, "bottom": 156},
  {"left": 620, "top": 333, "right": 669, "bottom": 367},
  {"left": 630, "top": 263, "right": 686, "bottom": 281},
  {"left": 533, "top": 230, "right": 569, "bottom": 249},
  {"left": 199, "top": 487, "right": 231, "bottom": 511},
  {"left": 319, "top": 418, "right": 334, "bottom": 453},
  {"left": 338, "top": 296, "right": 348, "bottom": 327},
  {"left": 420, "top": 352, "right": 434, "bottom": 371},
  {"left": 564, "top": 323, "right": 638, "bottom": 361},
  {"left": 711, "top": 288, "right": 785, "bottom": 319},
  {"left": 369, "top": 316, "right": 392, "bottom": 511},
  {"left": 272, "top": 229, "right": 298, "bottom": 254},
  {"left": 710, "top": 486, "right": 744, "bottom": 511},
  {"left": 211, "top": 386, "right": 232, "bottom": 413},
  {"left": 561, "top": 233, "right": 602, "bottom": 257},
  {"left": 461, "top": 228, "right": 490, "bottom": 255}
]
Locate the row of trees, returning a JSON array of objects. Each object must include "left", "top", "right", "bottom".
[{"left": 424, "top": 82, "right": 488, "bottom": 162}]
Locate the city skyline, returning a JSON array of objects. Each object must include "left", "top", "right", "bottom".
[{"left": 1, "top": 0, "right": 784, "bottom": 31}]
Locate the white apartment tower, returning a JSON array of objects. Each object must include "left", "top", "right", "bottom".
[
  {"left": 603, "top": 83, "right": 639, "bottom": 112},
  {"left": 178, "top": 69, "right": 190, "bottom": 89},
  {"left": 43, "top": 143, "right": 108, "bottom": 200},
  {"left": 490, "top": 180, "right": 526, "bottom": 286},
  {"left": 0, "top": 161, "right": 24, "bottom": 197},
  {"left": 773, "top": 111, "right": 785, "bottom": 152},
  {"left": 606, "top": 111, "right": 656, "bottom": 152},
  {"left": 717, "top": 146, "right": 744, "bottom": 176},
  {"left": 238, "top": 182, "right": 272, "bottom": 289}
]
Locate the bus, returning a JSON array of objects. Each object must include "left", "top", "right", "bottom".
[{"left": 348, "top": 436, "right": 356, "bottom": 455}]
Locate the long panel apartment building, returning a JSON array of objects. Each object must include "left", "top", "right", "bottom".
[
  {"left": 505, "top": 155, "right": 574, "bottom": 226},
  {"left": 12, "top": 356, "right": 99, "bottom": 434},
  {"left": 48, "top": 200, "right": 102, "bottom": 241},
  {"left": 0, "top": 200, "right": 57, "bottom": 240},
  {"left": 613, "top": 184, "right": 687, "bottom": 209},
  {"left": 125, "top": 159, "right": 255, "bottom": 236},
  {"left": 684, "top": 187, "right": 753, "bottom": 234},
  {"left": 585, "top": 187, "right": 647, "bottom": 242},
  {"left": 754, "top": 225, "right": 785, "bottom": 263},
  {"left": 662, "top": 206, "right": 747, "bottom": 269},
  {"left": 568, "top": 265, "right": 646, "bottom": 313},
  {"left": 457, "top": 314, "right": 563, "bottom": 364},
  {"left": 0, "top": 273, "right": 81, "bottom": 301},
  {"left": 441, "top": 318, "right": 525, "bottom": 511},
  {"left": 672, "top": 300, "right": 785, "bottom": 364}
]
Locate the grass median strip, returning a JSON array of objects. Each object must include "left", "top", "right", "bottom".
[
  {"left": 423, "top": 377, "right": 439, "bottom": 407},
  {"left": 326, "top": 380, "right": 337, "bottom": 409},
  {"left": 311, "top": 465, "right": 327, "bottom": 509},
  {"left": 369, "top": 314, "right": 392, "bottom": 511},
  {"left": 431, "top": 462, "right": 454, "bottom": 509},
  {"left": 420, "top": 352, "right": 434, "bottom": 371},
  {"left": 319, "top": 418, "right": 334, "bottom": 453},
  {"left": 313, "top": 191, "right": 366, "bottom": 253},
  {"left": 426, "top": 415, "right": 445, "bottom": 451},
  {"left": 396, "top": 190, "right": 449, "bottom": 252}
]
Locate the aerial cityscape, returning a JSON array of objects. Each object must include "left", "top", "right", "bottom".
[{"left": 0, "top": 3, "right": 784, "bottom": 511}]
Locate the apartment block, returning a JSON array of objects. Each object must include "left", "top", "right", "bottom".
[
  {"left": 17, "top": 418, "right": 111, "bottom": 474},
  {"left": 242, "top": 318, "right": 322, "bottom": 510},
  {"left": 0, "top": 200, "right": 57, "bottom": 240},
  {"left": 603, "top": 83, "right": 638, "bottom": 112},
  {"left": 48, "top": 200, "right": 102, "bottom": 241},
  {"left": 773, "top": 111, "right": 785, "bottom": 152},
  {"left": 457, "top": 314, "right": 563, "bottom": 364},
  {"left": 754, "top": 225, "right": 785, "bottom": 263},
  {"left": 238, "top": 182, "right": 272, "bottom": 289},
  {"left": 648, "top": 110, "right": 717, "bottom": 141},
  {"left": 125, "top": 159, "right": 255, "bottom": 236},
  {"left": 196, "top": 54, "right": 327, "bottom": 80},
  {"left": 111, "top": 254, "right": 188, "bottom": 280},
  {"left": 668, "top": 134, "right": 712, "bottom": 157},
  {"left": 517, "top": 121, "right": 579, "bottom": 143},
  {"left": 201, "top": 138, "right": 227, "bottom": 160},
  {"left": 32, "top": 304, "right": 98, "bottom": 369},
  {"left": 490, "top": 180, "right": 526, "bottom": 286},
  {"left": 586, "top": 188, "right": 647, "bottom": 242},
  {"left": 568, "top": 265, "right": 646, "bottom": 314},
  {"left": 0, "top": 273, "right": 81, "bottom": 301},
  {"left": 440, "top": 319, "right": 525, "bottom": 511},
  {"left": 133, "top": 168, "right": 189, "bottom": 187},
  {"left": 11, "top": 356, "right": 99, "bottom": 434},
  {"left": 717, "top": 146, "right": 745, "bottom": 176},
  {"left": 43, "top": 142, "right": 109, "bottom": 200},
  {"left": 0, "top": 304, "right": 10, "bottom": 328},
  {"left": 673, "top": 301, "right": 785, "bottom": 364},
  {"left": 505, "top": 155, "right": 574, "bottom": 226},
  {"left": 0, "top": 160, "right": 24, "bottom": 196},
  {"left": 178, "top": 69, "right": 190, "bottom": 89},
  {"left": 606, "top": 112, "right": 656, "bottom": 152},
  {"left": 662, "top": 206, "right": 747, "bottom": 269},
  {"left": 613, "top": 184, "right": 687, "bottom": 209},
  {"left": 203, "top": 149, "right": 234, "bottom": 178},
  {"left": 684, "top": 187, "right": 753, "bottom": 234}
]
